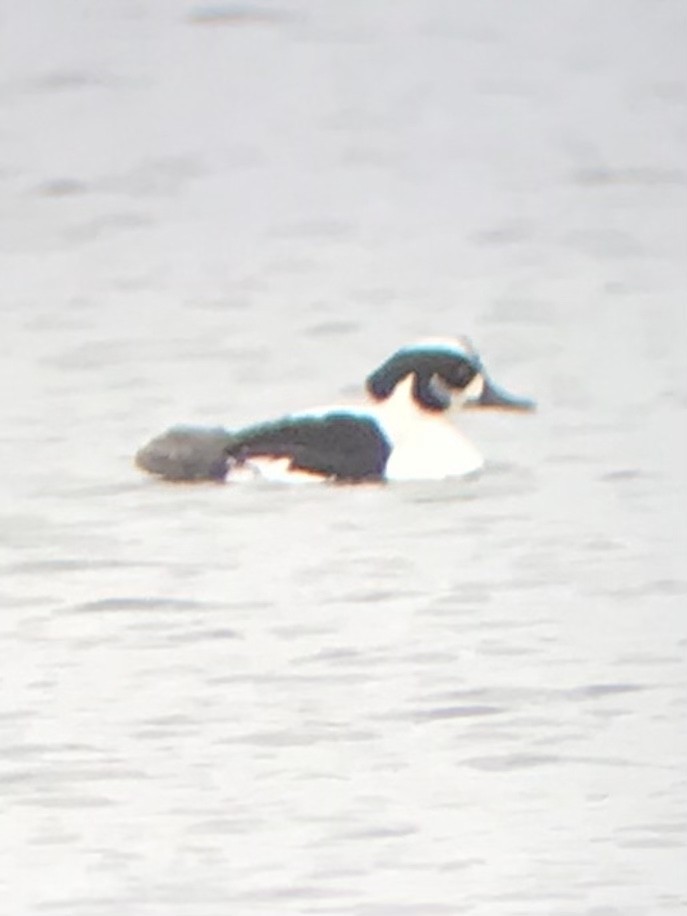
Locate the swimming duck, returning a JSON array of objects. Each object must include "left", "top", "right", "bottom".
[{"left": 135, "top": 337, "right": 535, "bottom": 484}]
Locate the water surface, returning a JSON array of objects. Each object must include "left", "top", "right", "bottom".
[{"left": 1, "top": 2, "right": 686, "bottom": 914}]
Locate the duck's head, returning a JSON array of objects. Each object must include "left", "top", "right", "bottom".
[{"left": 366, "top": 337, "right": 535, "bottom": 413}]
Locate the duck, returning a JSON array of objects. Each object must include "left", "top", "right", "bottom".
[{"left": 135, "top": 336, "right": 535, "bottom": 484}]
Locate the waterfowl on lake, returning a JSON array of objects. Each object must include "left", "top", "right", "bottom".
[{"left": 135, "top": 336, "right": 535, "bottom": 484}]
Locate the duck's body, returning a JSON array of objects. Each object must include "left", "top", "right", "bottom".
[{"left": 136, "top": 337, "right": 534, "bottom": 484}]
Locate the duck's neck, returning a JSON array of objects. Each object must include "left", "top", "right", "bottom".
[
  {"left": 369, "top": 374, "right": 484, "bottom": 479},
  {"left": 370, "top": 374, "right": 439, "bottom": 429}
]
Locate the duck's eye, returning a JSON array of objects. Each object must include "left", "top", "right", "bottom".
[
  {"left": 442, "top": 360, "right": 478, "bottom": 390},
  {"left": 413, "top": 373, "right": 451, "bottom": 411}
]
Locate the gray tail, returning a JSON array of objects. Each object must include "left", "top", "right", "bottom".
[{"left": 135, "top": 426, "right": 235, "bottom": 482}]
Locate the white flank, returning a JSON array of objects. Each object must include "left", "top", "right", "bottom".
[{"left": 227, "top": 456, "right": 327, "bottom": 484}]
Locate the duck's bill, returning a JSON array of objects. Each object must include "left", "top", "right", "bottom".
[{"left": 467, "top": 376, "right": 536, "bottom": 411}]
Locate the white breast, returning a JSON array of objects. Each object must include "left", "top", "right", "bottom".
[
  {"left": 381, "top": 417, "right": 483, "bottom": 480},
  {"left": 371, "top": 376, "right": 484, "bottom": 481}
]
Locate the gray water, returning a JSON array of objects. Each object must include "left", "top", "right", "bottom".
[{"left": 1, "top": 1, "right": 686, "bottom": 914}]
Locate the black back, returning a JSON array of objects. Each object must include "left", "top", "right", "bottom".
[
  {"left": 228, "top": 413, "right": 391, "bottom": 482},
  {"left": 366, "top": 346, "right": 480, "bottom": 411}
]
